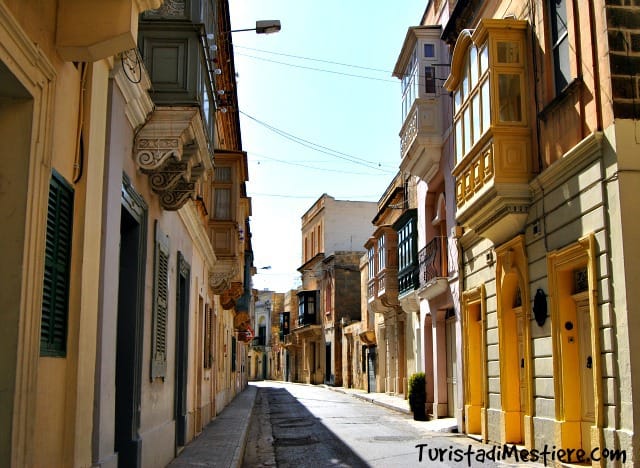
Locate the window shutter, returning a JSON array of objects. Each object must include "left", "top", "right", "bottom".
[
  {"left": 151, "top": 221, "right": 170, "bottom": 380},
  {"left": 41, "top": 171, "right": 74, "bottom": 357}
]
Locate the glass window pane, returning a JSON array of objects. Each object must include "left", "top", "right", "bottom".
[
  {"left": 425, "top": 66, "right": 436, "bottom": 94},
  {"left": 214, "top": 188, "right": 231, "bottom": 219},
  {"left": 472, "top": 93, "right": 481, "bottom": 145},
  {"left": 424, "top": 43, "right": 435, "bottom": 57},
  {"left": 463, "top": 107, "right": 471, "bottom": 153},
  {"left": 498, "top": 74, "right": 522, "bottom": 122},
  {"left": 455, "top": 119, "right": 463, "bottom": 164},
  {"left": 480, "top": 44, "right": 489, "bottom": 75},
  {"left": 481, "top": 78, "right": 491, "bottom": 131},
  {"left": 554, "top": 35, "right": 570, "bottom": 92},
  {"left": 469, "top": 46, "right": 478, "bottom": 89},
  {"left": 215, "top": 166, "right": 231, "bottom": 182},
  {"left": 454, "top": 90, "right": 462, "bottom": 113}
]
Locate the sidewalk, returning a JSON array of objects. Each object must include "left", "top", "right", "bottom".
[
  {"left": 168, "top": 381, "right": 457, "bottom": 467},
  {"left": 325, "top": 385, "right": 458, "bottom": 433},
  {"left": 168, "top": 384, "right": 257, "bottom": 468}
]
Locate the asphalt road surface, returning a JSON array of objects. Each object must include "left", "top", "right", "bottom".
[{"left": 242, "top": 381, "right": 544, "bottom": 468}]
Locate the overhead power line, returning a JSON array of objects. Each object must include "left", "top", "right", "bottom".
[
  {"left": 235, "top": 52, "right": 397, "bottom": 83},
  {"left": 234, "top": 44, "right": 392, "bottom": 74},
  {"left": 247, "top": 150, "right": 394, "bottom": 176},
  {"left": 239, "top": 111, "right": 395, "bottom": 173}
]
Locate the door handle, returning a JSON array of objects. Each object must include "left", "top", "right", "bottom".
[
  {"left": 520, "top": 358, "right": 524, "bottom": 368},
  {"left": 586, "top": 356, "right": 592, "bottom": 369}
]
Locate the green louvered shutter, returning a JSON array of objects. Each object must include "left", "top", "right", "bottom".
[
  {"left": 151, "top": 221, "right": 170, "bottom": 380},
  {"left": 41, "top": 171, "right": 74, "bottom": 357}
]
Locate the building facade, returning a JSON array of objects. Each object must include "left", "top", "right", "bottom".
[
  {"left": 287, "top": 194, "right": 376, "bottom": 386},
  {"left": 0, "top": 0, "right": 255, "bottom": 466},
  {"left": 398, "top": 0, "right": 640, "bottom": 462},
  {"left": 393, "top": 21, "right": 462, "bottom": 421}
]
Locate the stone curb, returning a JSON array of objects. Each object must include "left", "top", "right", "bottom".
[{"left": 230, "top": 384, "right": 258, "bottom": 468}]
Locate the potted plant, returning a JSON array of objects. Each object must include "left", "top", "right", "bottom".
[{"left": 408, "top": 372, "right": 427, "bottom": 421}]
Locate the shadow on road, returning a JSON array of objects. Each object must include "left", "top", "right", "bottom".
[{"left": 254, "top": 386, "right": 371, "bottom": 468}]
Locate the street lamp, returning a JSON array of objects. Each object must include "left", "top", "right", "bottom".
[{"left": 230, "top": 20, "right": 281, "bottom": 34}]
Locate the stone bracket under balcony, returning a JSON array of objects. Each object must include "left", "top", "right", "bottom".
[
  {"left": 293, "top": 325, "right": 322, "bottom": 339},
  {"left": 208, "top": 258, "right": 240, "bottom": 294},
  {"left": 457, "top": 184, "right": 531, "bottom": 246},
  {"left": 359, "top": 330, "right": 377, "bottom": 346},
  {"left": 399, "top": 100, "right": 444, "bottom": 182},
  {"left": 134, "top": 107, "right": 212, "bottom": 211},
  {"left": 399, "top": 290, "right": 420, "bottom": 312},
  {"left": 418, "top": 278, "right": 449, "bottom": 300}
]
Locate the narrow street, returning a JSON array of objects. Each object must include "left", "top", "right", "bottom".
[{"left": 242, "top": 382, "right": 543, "bottom": 468}]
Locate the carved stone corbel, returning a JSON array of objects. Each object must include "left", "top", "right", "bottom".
[
  {"left": 208, "top": 258, "right": 240, "bottom": 294},
  {"left": 133, "top": 107, "right": 212, "bottom": 211},
  {"left": 220, "top": 282, "right": 244, "bottom": 310}
]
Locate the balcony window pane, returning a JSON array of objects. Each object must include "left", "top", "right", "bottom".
[
  {"left": 215, "top": 166, "right": 231, "bottom": 182},
  {"left": 481, "top": 78, "right": 491, "bottom": 130},
  {"left": 469, "top": 46, "right": 478, "bottom": 89},
  {"left": 454, "top": 89, "right": 462, "bottom": 114},
  {"left": 498, "top": 74, "right": 522, "bottom": 122},
  {"left": 463, "top": 106, "right": 471, "bottom": 154},
  {"left": 472, "top": 93, "right": 481, "bottom": 145},
  {"left": 425, "top": 66, "right": 436, "bottom": 94},
  {"left": 462, "top": 65, "right": 469, "bottom": 100},
  {"left": 424, "top": 43, "right": 435, "bottom": 57},
  {"left": 480, "top": 44, "right": 489, "bottom": 75},
  {"left": 377, "top": 235, "right": 386, "bottom": 270},
  {"left": 368, "top": 247, "right": 375, "bottom": 279},
  {"left": 214, "top": 188, "right": 231, "bottom": 219},
  {"left": 455, "top": 119, "right": 463, "bottom": 164}
]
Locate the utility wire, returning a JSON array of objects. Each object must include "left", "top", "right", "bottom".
[
  {"left": 239, "top": 111, "right": 395, "bottom": 173},
  {"left": 234, "top": 44, "right": 392, "bottom": 74},
  {"left": 234, "top": 45, "right": 452, "bottom": 84},
  {"left": 248, "top": 151, "right": 394, "bottom": 176},
  {"left": 250, "top": 191, "right": 380, "bottom": 200},
  {"left": 236, "top": 52, "right": 398, "bottom": 83}
]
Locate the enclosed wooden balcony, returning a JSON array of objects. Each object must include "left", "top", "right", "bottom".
[
  {"left": 445, "top": 19, "right": 533, "bottom": 245},
  {"left": 393, "top": 26, "right": 445, "bottom": 183}
]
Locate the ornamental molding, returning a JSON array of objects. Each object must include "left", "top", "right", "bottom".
[
  {"left": 112, "top": 51, "right": 153, "bottom": 129},
  {"left": 134, "top": 107, "right": 212, "bottom": 211},
  {"left": 178, "top": 201, "right": 216, "bottom": 269},
  {"left": 208, "top": 258, "right": 240, "bottom": 294}
]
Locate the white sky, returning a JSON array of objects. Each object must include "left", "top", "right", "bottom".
[{"left": 228, "top": 0, "right": 427, "bottom": 292}]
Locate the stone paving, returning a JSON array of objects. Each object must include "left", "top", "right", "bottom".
[{"left": 168, "top": 381, "right": 457, "bottom": 467}]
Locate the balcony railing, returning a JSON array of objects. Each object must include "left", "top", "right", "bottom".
[
  {"left": 296, "top": 314, "right": 316, "bottom": 328},
  {"left": 398, "top": 265, "right": 418, "bottom": 295},
  {"left": 418, "top": 237, "right": 448, "bottom": 287}
]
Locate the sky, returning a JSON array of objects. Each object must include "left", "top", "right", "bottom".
[{"left": 228, "top": 1, "right": 428, "bottom": 292}]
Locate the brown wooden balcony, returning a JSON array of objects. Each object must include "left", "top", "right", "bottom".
[{"left": 367, "top": 266, "right": 399, "bottom": 313}]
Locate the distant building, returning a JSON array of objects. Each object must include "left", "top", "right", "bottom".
[{"left": 289, "top": 194, "right": 376, "bottom": 385}]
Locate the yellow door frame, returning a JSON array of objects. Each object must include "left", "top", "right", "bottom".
[
  {"left": 462, "top": 284, "right": 488, "bottom": 441},
  {"left": 547, "top": 233, "right": 603, "bottom": 455},
  {"left": 495, "top": 235, "right": 534, "bottom": 447}
]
